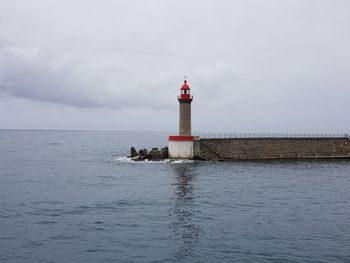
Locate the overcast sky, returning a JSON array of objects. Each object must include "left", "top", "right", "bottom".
[{"left": 0, "top": 0, "right": 349, "bottom": 132}]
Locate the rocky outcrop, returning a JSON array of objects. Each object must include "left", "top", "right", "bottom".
[
  {"left": 129, "top": 147, "right": 138, "bottom": 158},
  {"left": 162, "top": 147, "right": 169, "bottom": 158},
  {"left": 129, "top": 146, "right": 169, "bottom": 161},
  {"left": 142, "top": 149, "right": 148, "bottom": 156},
  {"left": 149, "top": 150, "right": 161, "bottom": 160}
]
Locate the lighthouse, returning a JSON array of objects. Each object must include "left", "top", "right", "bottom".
[
  {"left": 168, "top": 80, "right": 195, "bottom": 159},
  {"left": 178, "top": 80, "right": 193, "bottom": 135}
]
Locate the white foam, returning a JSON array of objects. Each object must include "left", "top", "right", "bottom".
[
  {"left": 114, "top": 156, "right": 132, "bottom": 163},
  {"left": 112, "top": 156, "right": 195, "bottom": 164},
  {"left": 170, "top": 159, "right": 195, "bottom": 164}
]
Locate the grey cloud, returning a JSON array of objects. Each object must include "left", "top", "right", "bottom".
[
  {"left": 0, "top": 46, "right": 177, "bottom": 110},
  {"left": 0, "top": 47, "right": 103, "bottom": 108},
  {"left": 0, "top": 44, "right": 237, "bottom": 111}
]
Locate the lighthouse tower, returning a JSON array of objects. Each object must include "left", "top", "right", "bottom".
[
  {"left": 178, "top": 80, "right": 193, "bottom": 135},
  {"left": 168, "top": 80, "right": 194, "bottom": 159}
]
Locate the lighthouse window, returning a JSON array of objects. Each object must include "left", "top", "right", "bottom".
[{"left": 184, "top": 90, "right": 187, "bottom": 94}]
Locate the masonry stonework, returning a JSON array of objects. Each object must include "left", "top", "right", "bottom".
[
  {"left": 195, "top": 138, "right": 350, "bottom": 160},
  {"left": 179, "top": 101, "right": 191, "bottom": 136}
]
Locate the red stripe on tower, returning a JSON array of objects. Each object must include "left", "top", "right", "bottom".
[{"left": 168, "top": 136, "right": 193, "bottom": 141}]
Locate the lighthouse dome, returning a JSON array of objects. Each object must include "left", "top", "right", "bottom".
[{"left": 181, "top": 80, "right": 190, "bottom": 90}]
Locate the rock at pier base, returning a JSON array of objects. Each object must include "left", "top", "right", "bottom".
[
  {"left": 131, "top": 155, "right": 146, "bottom": 161},
  {"left": 129, "top": 146, "right": 169, "bottom": 161},
  {"left": 149, "top": 150, "right": 162, "bottom": 160},
  {"left": 142, "top": 149, "right": 148, "bottom": 156},
  {"left": 129, "top": 147, "right": 138, "bottom": 158}
]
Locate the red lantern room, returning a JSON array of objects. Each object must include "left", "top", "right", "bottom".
[{"left": 178, "top": 80, "right": 192, "bottom": 101}]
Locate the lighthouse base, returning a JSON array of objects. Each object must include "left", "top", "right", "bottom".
[{"left": 168, "top": 136, "right": 194, "bottom": 159}]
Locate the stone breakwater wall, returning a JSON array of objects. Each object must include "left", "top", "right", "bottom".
[{"left": 193, "top": 138, "right": 350, "bottom": 160}]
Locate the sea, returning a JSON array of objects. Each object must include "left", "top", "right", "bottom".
[{"left": 0, "top": 130, "right": 350, "bottom": 263}]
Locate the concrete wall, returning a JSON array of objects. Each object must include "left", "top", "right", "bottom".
[
  {"left": 169, "top": 140, "right": 193, "bottom": 159},
  {"left": 196, "top": 138, "right": 350, "bottom": 160},
  {"left": 179, "top": 101, "right": 191, "bottom": 136}
]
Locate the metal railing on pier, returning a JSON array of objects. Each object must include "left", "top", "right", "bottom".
[{"left": 192, "top": 133, "right": 350, "bottom": 139}]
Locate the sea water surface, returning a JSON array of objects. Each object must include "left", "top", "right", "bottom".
[{"left": 0, "top": 130, "right": 350, "bottom": 263}]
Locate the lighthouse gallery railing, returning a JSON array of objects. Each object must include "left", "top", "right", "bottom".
[{"left": 192, "top": 133, "right": 350, "bottom": 139}]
